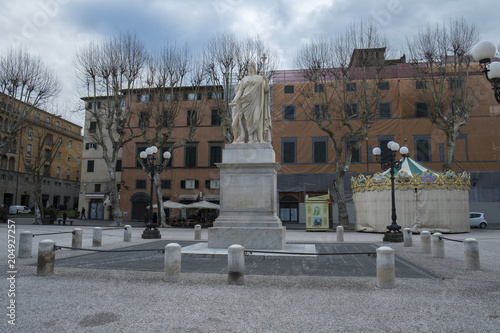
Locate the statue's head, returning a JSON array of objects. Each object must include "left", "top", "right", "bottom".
[{"left": 248, "top": 61, "right": 257, "bottom": 75}]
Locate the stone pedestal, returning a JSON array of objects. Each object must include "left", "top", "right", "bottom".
[{"left": 208, "top": 143, "right": 286, "bottom": 250}]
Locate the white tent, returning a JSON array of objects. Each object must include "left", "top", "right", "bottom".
[
  {"left": 147, "top": 200, "right": 188, "bottom": 209},
  {"left": 352, "top": 157, "right": 470, "bottom": 233}
]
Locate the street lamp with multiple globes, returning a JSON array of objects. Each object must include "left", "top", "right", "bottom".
[
  {"left": 372, "top": 141, "right": 409, "bottom": 243},
  {"left": 471, "top": 41, "right": 500, "bottom": 104},
  {"left": 139, "top": 145, "right": 171, "bottom": 239}
]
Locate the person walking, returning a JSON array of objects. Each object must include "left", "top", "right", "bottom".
[{"left": 80, "top": 207, "right": 87, "bottom": 220}]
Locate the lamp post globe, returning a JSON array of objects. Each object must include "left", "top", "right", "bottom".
[{"left": 472, "top": 41, "right": 500, "bottom": 104}]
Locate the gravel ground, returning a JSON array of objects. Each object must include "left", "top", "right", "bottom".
[{"left": 2, "top": 226, "right": 500, "bottom": 332}]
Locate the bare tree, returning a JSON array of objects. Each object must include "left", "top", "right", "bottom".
[
  {"left": 0, "top": 48, "right": 60, "bottom": 158},
  {"left": 20, "top": 125, "right": 63, "bottom": 224},
  {"left": 204, "top": 32, "right": 279, "bottom": 142},
  {"left": 294, "top": 20, "right": 392, "bottom": 227},
  {"left": 75, "top": 33, "right": 148, "bottom": 226},
  {"left": 138, "top": 43, "right": 208, "bottom": 227},
  {"left": 406, "top": 17, "right": 480, "bottom": 171}
]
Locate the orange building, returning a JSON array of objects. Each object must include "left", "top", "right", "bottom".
[
  {"left": 271, "top": 61, "right": 500, "bottom": 224},
  {"left": 119, "top": 87, "right": 224, "bottom": 222}
]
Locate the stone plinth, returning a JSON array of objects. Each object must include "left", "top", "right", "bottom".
[{"left": 208, "top": 143, "right": 286, "bottom": 250}]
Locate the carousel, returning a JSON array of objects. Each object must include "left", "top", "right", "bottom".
[{"left": 351, "top": 157, "right": 470, "bottom": 233}]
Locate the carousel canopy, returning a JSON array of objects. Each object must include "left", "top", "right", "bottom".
[{"left": 381, "top": 157, "right": 437, "bottom": 178}]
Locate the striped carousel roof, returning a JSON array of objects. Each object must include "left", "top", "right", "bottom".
[{"left": 381, "top": 157, "right": 437, "bottom": 178}]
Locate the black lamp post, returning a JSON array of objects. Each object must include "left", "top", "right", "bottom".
[
  {"left": 471, "top": 41, "right": 500, "bottom": 104},
  {"left": 372, "top": 141, "right": 409, "bottom": 243},
  {"left": 139, "top": 145, "right": 171, "bottom": 239}
]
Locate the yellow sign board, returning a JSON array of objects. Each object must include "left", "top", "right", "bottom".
[{"left": 305, "top": 195, "right": 331, "bottom": 231}]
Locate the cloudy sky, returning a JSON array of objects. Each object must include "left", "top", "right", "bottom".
[{"left": 1, "top": 0, "right": 498, "bottom": 126}]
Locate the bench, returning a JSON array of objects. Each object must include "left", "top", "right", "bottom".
[{"left": 57, "top": 219, "right": 74, "bottom": 226}]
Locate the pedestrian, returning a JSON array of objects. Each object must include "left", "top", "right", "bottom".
[
  {"left": 80, "top": 207, "right": 87, "bottom": 220},
  {"left": 63, "top": 210, "right": 68, "bottom": 225}
]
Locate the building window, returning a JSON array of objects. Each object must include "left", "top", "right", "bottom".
[
  {"left": 66, "top": 169, "right": 70, "bottom": 180},
  {"left": 45, "top": 134, "right": 53, "bottom": 146},
  {"left": 209, "top": 144, "right": 222, "bottom": 167},
  {"left": 77, "top": 157, "right": 80, "bottom": 165},
  {"left": 313, "top": 104, "right": 327, "bottom": 121},
  {"left": 76, "top": 171, "right": 79, "bottom": 181},
  {"left": 378, "top": 82, "right": 390, "bottom": 90},
  {"left": 207, "top": 92, "right": 222, "bottom": 100},
  {"left": 206, "top": 179, "right": 220, "bottom": 189},
  {"left": 312, "top": 137, "right": 327, "bottom": 164},
  {"left": 68, "top": 126, "right": 71, "bottom": 132},
  {"left": 347, "top": 138, "right": 361, "bottom": 163},
  {"left": 378, "top": 136, "right": 395, "bottom": 163},
  {"left": 284, "top": 85, "right": 294, "bottom": 94},
  {"left": 165, "top": 93, "right": 178, "bottom": 101},
  {"left": 416, "top": 81, "right": 426, "bottom": 90},
  {"left": 187, "top": 110, "right": 197, "bottom": 126},
  {"left": 415, "top": 102, "right": 428, "bottom": 118},
  {"left": 68, "top": 140, "right": 72, "bottom": 148},
  {"left": 181, "top": 179, "right": 198, "bottom": 189},
  {"left": 89, "top": 121, "right": 97, "bottom": 133},
  {"left": 138, "top": 112, "right": 147, "bottom": 127},
  {"left": 415, "top": 136, "right": 431, "bottom": 162},
  {"left": 46, "top": 117, "right": 50, "bottom": 123},
  {"left": 185, "top": 145, "right": 197, "bottom": 167},
  {"left": 161, "top": 179, "right": 171, "bottom": 189},
  {"left": 77, "top": 144, "right": 81, "bottom": 151},
  {"left": 28, "top": 128, "right": 33, "bottom": 140},
  {"left": 448, "top": 78, "right": 462, "bottom": 90},
  {"left": 346, "top": 82, "right": 356, "bottom": 92},
  {"left": 280, "top": 195, "right": 298, "bottom": 222},
  {"left": 68, "top": 154, "right": 71, "bottom": 162},
  {"left": 211, "top": 110, "right": 221, "bottom": 126},
  {"left": 184, "top": 93, "right": 201, "bottom": 101},
  {"left": 26, "top": 144, "right": 32, "bottom": 157},
  {"left": 88, "top": 102, "right": 101, "bottom": 110},
  {"left": 87, "top": 160, "right": 95, "bottom": 172},
  {"left": 137, "top": 94, "right": 153, "bottom": 102},
  {"left": 283, "top": 105, "right": 296, "bottom": 121},
  {"left": 314, "top": 83, "right": 324, "bottom": 93},
  {"left": 282, "top": 138, "right": 297, "bottom": 164},
  {"left": 56, "top": 167, "right": 60, "bottom": 178},
  {"left": 345, "top": 103, "right": 359, "bottom": 119},
  {"left": 85, "top": 142, "right": 98, "bottom": 150},
  {"left": 25, "top": 160, "right": 31, "bottom": 168},
  {"left": 135, "top": 179, "right": 147, "bottom": 189},
  {"left": 116, "top": 159, "right": 122, "bottom": 172},
  {"left": 58, "top": 152, "right": 62, "bottom": 160},
  {"left": 378, "top": 102, "right": 392, "bottom": 119}
]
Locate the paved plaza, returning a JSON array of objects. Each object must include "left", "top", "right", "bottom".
[{"left": 1, "top": 218, "right": 499, "bottom": 332}]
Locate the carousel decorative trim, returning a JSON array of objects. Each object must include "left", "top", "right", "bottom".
[{"left": 352, "top": 170, "right": 470, "bottom": 192}]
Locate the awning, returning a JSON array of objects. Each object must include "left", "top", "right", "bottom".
[
  {"left": 186, "top": 201, "right": 220, "bottom": 210},
  {"left": 85, "top": 193, "right": 105, "bottom": 199},
  {"left": 203, "top": 194, "right": 220, "bottom": 201},
  {"left": 178, "top": 194, "right": 198, "bottom": 201}
]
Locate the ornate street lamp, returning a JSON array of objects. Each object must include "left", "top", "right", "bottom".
[
  {"left": 139, "top": 146, "right": 171, "bottom": 239},
  {"left": 471, "top": 41, "right": 500, "bottom": 104},
  {"left": 372, "top": 141, "right": 409, "bottom": 243}
]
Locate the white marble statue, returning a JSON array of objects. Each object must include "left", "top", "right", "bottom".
[{"left": 230, "top": 61, "right": 272, "bottom": 144}]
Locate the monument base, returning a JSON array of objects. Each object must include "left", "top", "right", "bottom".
[
  {"left": 383, "top": 232, "right": 403, "bottom": 243},
  {"left": 208, "top": 143, "right": 286, "bottom": 250},
  {"left": 142, "top": 229, "right": 161, "bottom": 239}
]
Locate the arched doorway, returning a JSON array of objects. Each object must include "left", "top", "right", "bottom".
[
  {"left": 279, "top": 195, "right": 298, "bottom": 223},
  {"left": 131, "top": 192, "right": 149, "bottom": 221}
]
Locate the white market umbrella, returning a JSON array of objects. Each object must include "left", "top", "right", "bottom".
[
  {"left": 186, "top": 200, "right": 220, "bottom": 210},
  {"left": 147, "top": 201, "right": 187, "bottom": 209}
]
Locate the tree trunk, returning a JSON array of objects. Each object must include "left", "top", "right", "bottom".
[
  {"left": 334, "top": 171, "right": 350, "bottom": 227},
  {"left": 443, "top": 130, "right": 457, "bottom": 172},
  {"left": 153, "top": 173, "right": 168, "bottom": 227}
]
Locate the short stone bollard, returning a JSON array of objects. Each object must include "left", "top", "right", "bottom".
[
  {"left": 336, "top": 226, "right": 344, "bottom": 242},
  {"left": 19, "top": 231, "right": 33, "bottom": 258},
  {"left": 403, "top": 228, "right": 412, "bottom": 247},
  {"left": 464, "top": 238, "right": 480, "bottom": 270},
  {"left": 37, "top": 240, "right": 56, "bottom": 276},
  {"left": 164, "top": 243, "right": 181, "bottom": 282},
  {"left": 420, "top": 231, "right": 431, "bottom": 254},
  {"left": 194, "top": 224, "right": 202, "bottom": 241},
  {"left": 72, "top": 228, "right": 83, "bottom": 249},
  {"left": 93, "top": 227, "right": 102, "bottom": 247},
  {"left": 124, "top": 225, "right": 132, "bottom": 242},
  {"left": 376, "top": 246, "right": 395, "bottom": 289},
  {"left": 227, "top": 244, "right": 245, "bottom": 285},
  {"left": 431, "top": 232, "right": 444, "bottom": 258}
]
